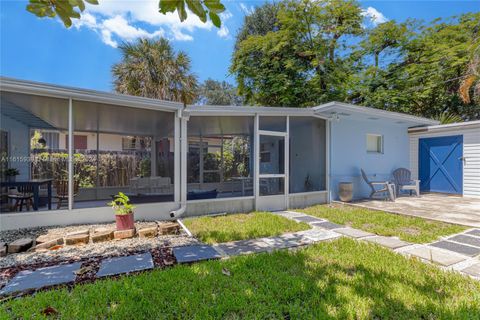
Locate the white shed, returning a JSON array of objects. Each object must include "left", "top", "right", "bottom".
[{"left": 409, "top": 121, "right": 480, "bottom": 198}]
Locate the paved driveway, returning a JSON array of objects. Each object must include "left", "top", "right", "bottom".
[{"left": 352, "top": 194, "right": 480, "bottom": 227}]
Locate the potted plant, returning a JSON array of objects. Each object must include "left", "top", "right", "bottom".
[
  {"left": 5, "top": 168, "right": 20, "bottom": 183},
  {"left": 108, "top": 192, "right": 135, "bottom": 230}
]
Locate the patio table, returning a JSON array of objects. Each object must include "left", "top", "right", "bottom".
[{"left": 1, "top": 179, "right": 52, "bottom": 211}]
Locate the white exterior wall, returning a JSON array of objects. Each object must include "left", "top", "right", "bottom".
[{"left": 409, "top": 124, "right": 480, "bottom": 197}]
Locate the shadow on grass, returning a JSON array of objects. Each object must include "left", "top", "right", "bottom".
[{"left": 2, "top": 238, "right": 479, "bottom": 319}]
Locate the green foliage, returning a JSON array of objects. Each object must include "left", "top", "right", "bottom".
[
  {"left": 302, "top": 204, "right": 466, "bottom": 243},
  {"left": 108, "top": 192, "right": 135, "bottom": 215},
  {"left": 159, "top": 0, "right": 225, "bottom": 28},
  {"left": 2, "top": 238, "right": 480, "bottom": 318},
  {"left": 26, "top": 0, "right": 98, "bottom": 27},
  {"left": 184, "top": 212, "right": 310, "bottom": 244},
  {"left": 350, "top": 13, "right": 480, "bottom": 120},
  {"left": 231, "top": 0, "right": 364, "bottom": 107},
  {"left": 434, "top": 112, "right": 463, "bottom": 124},
  {"left": 196, "top": 78, "right": 243, "bottom": 105},
  {"left": 232, "top": 2, "right": 480, "bottom": 119},
  {"left": 30, "top": 130, "right": 47, "bottom": 150},
  {"left": 4, "top": 168, "right": 20, "bottom": 177},
  {"left": 112, "top": 38, "right": 198, "bottom": 103},
  {"left": 27, "top": 0, "right": 224, "bottom": 28}
]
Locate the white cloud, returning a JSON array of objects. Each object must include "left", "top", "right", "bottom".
[
  {"left": 217, "top": 10, "right": 233, "bottom": 39},
  {"left": 239, "top": 3, "right": 254, "bottom": 15},
  {"left": 72, "top": 0, "right": 230, "bottom": 47},
  {"left": 361, "top": 7, "right": 388, "bottom": 26}
]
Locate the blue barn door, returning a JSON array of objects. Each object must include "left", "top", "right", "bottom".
[{"left": 419, "top": 135, "right": 463, "bottom": 194}]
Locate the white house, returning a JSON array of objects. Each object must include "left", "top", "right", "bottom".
[{"left": 3, "top": 77, "right": 476, "bottom": 231}]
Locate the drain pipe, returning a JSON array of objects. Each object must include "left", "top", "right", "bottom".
[{"left": 170, "top": 107, "right": 188, "bottom": 218}]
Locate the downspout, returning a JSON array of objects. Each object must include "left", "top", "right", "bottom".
[{"left": 170, "top": 106, "right": 188, "bottom": 218}]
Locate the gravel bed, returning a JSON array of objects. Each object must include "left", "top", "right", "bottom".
[{"left": 0, "top": 221, "right": 199, "bottom": 269}]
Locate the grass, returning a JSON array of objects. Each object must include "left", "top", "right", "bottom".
[
  {"left": 2, "top": 238, "right": 479, "bottom": 319},
  {"left": 300, "top": 204, "right": 467, "bottom": 243},
  {"left": 183, "top": 212, "right": 310, "bottom": 244}
]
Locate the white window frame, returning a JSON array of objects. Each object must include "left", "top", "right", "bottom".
[{"left": 366, "top": 134, "right": 384, "bottom": 154}]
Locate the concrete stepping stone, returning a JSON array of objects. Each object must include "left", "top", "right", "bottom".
[
  {"left": 364, "top": 236, "right": 411, "bottom": 249},
  {"left": 0, "top": 262, "right": 81, "bottom": 295},
  {"left": 96, "top": 252, "right": 153, "bottom": 277},
  {"left": 461, "top": 263, "right": 480, "bottom": 277},
  {"left": 430, "top": 241, "right": 480, "bottom": 257},
  {"left": 292, "top": 216, "right": 324, "bottom": 224},
  {"left": 311, "top": 221, "right": 344, "bottom": 230},
  {"left": 335, "top": 228, "right": 375, "bottom": 239},
  {"left": 403, "top": 246, "right": 466, "bottom": 267},
  {"left": 261, "top": 234, "right": 305, "bottom": 249},
  {"left": 294, "top": 229, "right": 341, "bottom": 242},
  {"left": 449, "top": 235, "right": 480, "bottom": 248},
  {"left": 173, "top": 245, "right": 222, "bottom": 263},
  {"left": 273, "top": 211, "right": 306, "bottom": 219},
  {"left": 214, "top": 239, "right": 272, "bottom": 256},
  {"left": 465, "top": 229, "right": 480, "bottom": 237}
]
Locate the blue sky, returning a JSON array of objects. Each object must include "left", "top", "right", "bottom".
[{"left": 1, "top": 0, "right": 479, "bottom": 92}]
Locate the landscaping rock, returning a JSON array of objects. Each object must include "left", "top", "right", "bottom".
[
  {"left": 159, "top": 222, "right": 179, "bottom": 235},
  {"left": 114, "top": 229, "right": 136, "bottom": 240},
  {"left": 35, "top": 238, "right": 64, "bottom": 251},
  {"left": 65, "top": 234, "right": 90, "bottom": 246},
  {"left": 8, "top": 238, "right": 34, "bottom": 254},
  {"left": 138, "top": 226, "right": 158, "bottom": 238},
  {"left": 91, "top": 230, "right": 114, "bottom": 243},
  {"left": 36, "top": 234, "right": 60, "bottom": 245},
  {"left": 0, "top": 242, "right": 6, "bottom": 257}
]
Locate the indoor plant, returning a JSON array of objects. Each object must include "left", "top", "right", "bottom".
[
  {"left": 5, "top": 168, "right": 20, "bottom": 182},
  {"left": 108, "top": 192, "right": 135, "bottom": 230}
]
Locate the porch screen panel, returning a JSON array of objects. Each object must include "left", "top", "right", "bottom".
[
  {"left": 289, "top": 117, "right": 326, "bottom": 193},
  {"left": 187, "top": 116, "right": 254, "bottom": 199},
  {"left": 72, "top": 101, "right": 175, "bottom": 207},
  {"left": 0, "top": 92, "right": 69, "bottom": 211}
]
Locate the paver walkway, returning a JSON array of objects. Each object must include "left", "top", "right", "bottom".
[
  {"left": 2, "top": 210, "right": 480, "bottom": 295},
  {"left": 352, "top": 194, "right": 480, "bottom": 227}
]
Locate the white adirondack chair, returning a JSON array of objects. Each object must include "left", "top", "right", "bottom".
[
  {"left": 360, "top": 169, "right": 395, "bottom": 201},
  {"left": 393, "top": 168, "right": 420, "bottom": 197}
]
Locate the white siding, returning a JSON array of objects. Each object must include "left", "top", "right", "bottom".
[{"left": 409, "top": 124, "right": 480, "bottom": 197}]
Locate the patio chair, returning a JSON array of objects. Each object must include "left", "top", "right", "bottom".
[
  {"left": 360, "top": 169, "right": 395, "bottom": 201},
  {"left": 393, "top": 168, "right": 420, "bottom": 197},
  {"left": 54, "top": 180, "right": 79, "bottom": 209},
  {"left": 8, "top": 185, "right": 34, "bottom": 211}
]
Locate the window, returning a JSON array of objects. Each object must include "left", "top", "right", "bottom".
[{"left": 366, "top": 134, "right": 383, "bottom": 153}]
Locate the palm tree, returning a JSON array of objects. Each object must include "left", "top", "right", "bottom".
[
  {"left": 112, "top": 38, "right": 198, "bottom": 104},
  {"left": 459, "top": 43, "right": 479, "bottom": 104}
]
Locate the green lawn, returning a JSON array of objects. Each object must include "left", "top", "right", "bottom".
[
  {"left": 2, "top": 238, "right": 479, "bottom": 319},
  {"left": 300, "top": 204, "right": 466, "bottom": 243},
  {"left": 183, "top": 212, "right": 310, "bottom": 244}
]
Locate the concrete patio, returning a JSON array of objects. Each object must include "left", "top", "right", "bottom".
[{"left": 351, "top": 194, "right": 480, "bottom": 227}]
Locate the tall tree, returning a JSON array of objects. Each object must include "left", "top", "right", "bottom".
[
  {"left": 197, "top": 79, "right": 243, "bottom": 105},
  {"left": 231, "top": 0, "right": 364, "bottom": 107},
  {"left": 350, "top": 13, "right": 480, "bottom": 120},
  {"left": 112, "top": 38, "right": 198, "bottom": 104}
]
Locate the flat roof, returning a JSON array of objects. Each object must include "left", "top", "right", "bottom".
[
  {"left": 408, "top": 120, "right": 480, "bottom": 133},
  {"left": 0, "top": 77, "right": 439, "bottom": 126},
  {"left": 313, "top": 101, "right": 439, "bottom": 126},
  {"left": 0, "top": 76, "right": 183, "bottom": 112}
]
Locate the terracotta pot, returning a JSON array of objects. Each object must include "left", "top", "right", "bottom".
[
  {"left": 338, "top": 182, "right": 353, "bottom": 202},
  {"left": 115, "top": 212, "right": 135, "bottom": 230}
]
